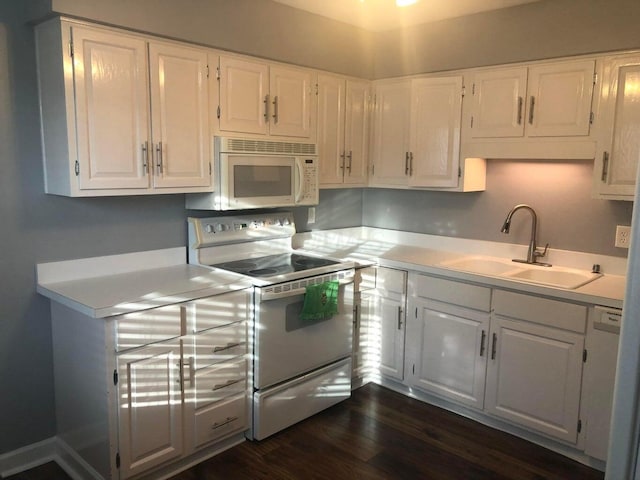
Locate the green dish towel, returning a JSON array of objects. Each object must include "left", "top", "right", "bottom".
[{"left": 300, "top": 280, "right": 339, "bottom": 320}]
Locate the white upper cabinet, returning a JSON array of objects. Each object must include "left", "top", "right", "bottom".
[
  {"left": 317, "top": 74, "right": 370, "bottom": 187},
  {"left": 593, "top": 54, "right": 640, "bottom": 200},
  {"left": 36, "top": 20, "right": 212, "bottom": 196},
  {"left": 216, "top": 55, "right": 315, "bottom": 140},
  {"left": 409, "top": 76, "right": 463, "bottom": 188},
  {"left": 464, "top": 59, "right": 597, "bottom": 160}
]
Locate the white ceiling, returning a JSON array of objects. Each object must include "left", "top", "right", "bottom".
[{"left": 271, "top": 0, "right": 543, "bottom": 31}]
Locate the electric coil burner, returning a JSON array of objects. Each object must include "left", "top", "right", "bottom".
[{"left": 188, "top": 212, "right": 355, "bottom": 441}]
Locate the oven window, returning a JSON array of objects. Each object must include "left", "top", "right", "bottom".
[{"left": 233, "top": 165, "right": 292, "bottom": 198}]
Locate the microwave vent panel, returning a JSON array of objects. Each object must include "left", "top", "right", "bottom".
[{"left": 225, "top": 138, "right": 316, "bottom": 155}]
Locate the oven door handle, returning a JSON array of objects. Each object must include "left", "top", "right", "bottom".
[{"left": 259, "top": 275, "right": 354, "bottom": 301}]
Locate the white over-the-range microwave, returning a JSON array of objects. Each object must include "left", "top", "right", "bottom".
[{"left": 186, "top": 137, "right": 319, "bottom": 211}]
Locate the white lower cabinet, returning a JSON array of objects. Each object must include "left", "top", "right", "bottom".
[
  {"left": 50, "top": 288, "right": 251, "bottom": 480},
  {"left": 404, "top": 274, "right": 589, "bottom": 447}
]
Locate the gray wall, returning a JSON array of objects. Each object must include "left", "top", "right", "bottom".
[
  {"left": 363, "top": 161, "right": 633, "bottom": 257},
  {"left": 373, "top": 0, "right": 640, "bottom": 78},
  {"left": 0, "top": 0, "right": 638, "bottom": 458}
]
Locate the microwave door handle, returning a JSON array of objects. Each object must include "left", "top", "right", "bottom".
[{"left": 294, "top": 158, "right": 304, "bottom": 203}]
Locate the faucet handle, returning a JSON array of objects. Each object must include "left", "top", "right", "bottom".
[{"left": 535, "top": 243, "right": 549, "bottom": 258}]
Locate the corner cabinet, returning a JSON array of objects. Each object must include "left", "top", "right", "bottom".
[
  {"left": 35, "top": 18, "right": 212, "bottom": 196},
  {"left": 50, "top": 289, "right": 251, "bottom": 480},
  {"left": 215, "top": 55, "right": 315, "bottom": 140},
  {"left": 592, "top": 54, "right": 640, "bottom": 200},
  {"left": 317, "top": 74, "right": 370, "bottom": 187},
  {"left": 370, "top": 77, "right": 485, "bottom": 191}
]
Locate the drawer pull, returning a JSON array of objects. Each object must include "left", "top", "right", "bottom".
[
  {"left": 213, "top": 342, "right": 242, "bottom": 353},
  {"left": 212, "top": 378, "right": 243, "bottom": 391},
  {"left": 211, "top": 416, "right": 239, "bottom": 430}
]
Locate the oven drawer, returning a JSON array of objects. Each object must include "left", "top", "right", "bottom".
[
  {"left": 191, "top": 321, "right": 247, "bottom": 370},
  {"left": 194, "top": 394, "right": 248, "bottom": 449},
  {"left": 192, "top": 358, "right": 247, "bottom": 411}
]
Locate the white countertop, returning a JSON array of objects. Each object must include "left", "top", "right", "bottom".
[
  {"left": 36, "top": 248, "right": 252, "bottom": 318},
  {"left": 294, "top": 228, "right": 626, "bottom": 309}
]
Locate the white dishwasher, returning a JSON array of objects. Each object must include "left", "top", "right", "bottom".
[{"left": 583, "top": 305, "right": 622, "bottom": 462}]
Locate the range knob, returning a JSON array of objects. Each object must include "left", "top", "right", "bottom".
[{"left": 205, "top": 224, "right": 215, "bottom": 233}]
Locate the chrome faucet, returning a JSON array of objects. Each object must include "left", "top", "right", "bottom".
[{"left": 500, "top": 204, "right": 551, "bottom": 266}]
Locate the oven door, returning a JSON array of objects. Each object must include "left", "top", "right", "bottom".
[
  {"left": 254, "top": 274, "right": 354, "bottom": 390},
  {"left": 218, "top": 153, "right": 296, "bottom": 210}
]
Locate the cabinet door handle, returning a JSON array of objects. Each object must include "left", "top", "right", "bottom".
[
  {"left": 353, "top": 303, "right": 359, "bottom": 328},
  {"left": 405, "top": 152, "right": 410, "bottom": 175},
  {"left": 346, "top": 150, "right": 353, "bottom": 174},
  {"left": 264, "top": 94, "right": 270, "bottom": 121},
  {"left": 479, "top": 330, "right": 486, "bottom": 357},
  {"left": 397, "top": 306, "right": 403, "bottom": 330},
  {"left": 340, "top": 151, "right": 346, "bottom": 171},
  {"left": 528, "top": 96, "right": 535, "bottom": 125},
  {"left": 601, "top": 151, "right": 609, "bottom": 182},
  {"left": 155, "top": 141, "right": 163, "bottom": 174},
  {"left": 517, "top": 96, "right": 523, "bottom": 125},
  {"left": 491, "top": 333, "right": 498, "bottom": 360},
  {"left": 213, "top": 342, "right": 242, "bottom": 353},
  {"left": 211, "top": 416, "right": 239, "bottom": 430},
  {"left": 141, "top": 142, "right": 149, "bottom": 174},
  {"left": 176, "top": 359, "right": 184, "bottom": 393},
  {"left": 409, "top": 152, "right": 413, "bottom": 176},
  {"left": 272, "top": 95, "right": 279, "bottom": 124}
]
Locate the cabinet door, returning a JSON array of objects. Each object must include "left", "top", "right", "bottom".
[
  {"left": 218, "top": 56, "right": 269, "bottom": 136},
  {"left": 594, "top": 55, "right": 640, "bottom": 198},
  {"left": 117, "top": 340, "right": 183, "bottom": 478},
  {"left": 376, "top": 295, "right": 406, "bottom": 381},
  {"left": 408, "top": 300, "right": 489, "bottom": 409},
  {"left": 526, "top": 60, "right": 595, "bottom": 137},
  {"left": 72, "top": 26, "right": 150, "bottom": 190},
  {"left": 149, "top": 42, "right": 210, "bottom": 189},
  {"left": 470, "top": 67, "right": 528, "bottom": 138},
  {"left": 269, "top": 65, "right": 313, "bottom": 138},
  {"left": 317, "top": 74, "right": 346, "bottom": 186},
  {"left": 344, "top": 79, "right": 370, "bottom": 186},
  {"left": 485, "top": 316, "right": 584, "bottom": 444},
  {"left": 409, "top": 76, "right": 463, "bottom": 188},
  {"left": 370, "top": 80, "right": 411, "bottom": 187}
]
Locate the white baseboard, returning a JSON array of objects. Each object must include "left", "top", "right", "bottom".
[{"left": 0, "top": 437, "right": 101, "bottom": 480}]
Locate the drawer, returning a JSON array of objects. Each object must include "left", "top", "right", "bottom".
[
  {"left": 354, "top": 266, "right": 377, "bottom": 293},
  {"left": 190, "top": 289, "right": 251, "bottom": 333},
  {"left": 190, "top": 321, "right": 247, "bottom": 370},
  {"left": 376, "top": 267, "right": 407, "bottom": 297},
  {"left": 194, "top": 394, "right": 248, "bottom": 448},
  {"left": 116, "top": 304, "right": 182, "bottom": 351},
  {"left": 593, "top": 306, "right": 622, "bottom": 333},
  {"left": 493, "top": 290, "right": 587, "bottom": 333},
  {"left": 413, "top": 274, "right": 491, "bottom": 312},
  {"left": 192, "top": 358, "right": 247, "bottom": 411}
]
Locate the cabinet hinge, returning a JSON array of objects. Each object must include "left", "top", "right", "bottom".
[
  {"left": 113, "top": 369, "right": 118, "bottom": 385},
  {"left": 74, "top": 160, "right": 79, "bottom": 176},
  {"left": 209, "top": 162, "right": 212, "bottom": 175},
  {"left": 593, "top": 72, "right": 598, "bottom": 85},
  {"left": 68, "top": 41, "right": 74, "bottom": 58},
  {"left": 458, "top": 166, "right": 462, "bottom": 178},
  {"left": 590, "top": 111, "right": 594, "bottom": 125},
  {"left": 217, "top": 105, "right": 221, "bottom": 119},
  {"left": 412, "top": 364, "right": 415, "bottom": 375},
  {"left": 577, "top": 419, "right": 582, "bottom": 433},
  {"left": 470, "top": 116, "right": 474, "bottom": 129},
  {"left": 371, "top": 164, "right": 375, "bottom": 176},
  {"left": 216, "top": 67, "right": 220, "bottom": 81},
  {"left": 315, "top": 83, "right": 319, "bottom": 96},
  {"left": 206, "top": 65, "right": 210, "bottom": 79},
  {"left": 115, "top": 452, "right": 120, "bottom": 469},
  {"left": 583, "top": 349, "right": 588, "bottom": 363},
  {"left": 461, "top": 85, "right": 466, "bottom": 97},
  {"left": 472, "top": 83, "right": 476, "bottom": 95},
  {"left": 415, "top": 306, "right": 418, "bottom": 318}
]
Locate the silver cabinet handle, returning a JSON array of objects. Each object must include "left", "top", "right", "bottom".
[
  {"left": 491, "top": 333, "right": 498, "bottom": 360},
  {"left": 213, "top": 342, "right": 242, "bottom": 353},
  {"left": 272, "top": 95, "right": 279, "bottom": 124},
  {"left": 601, "top": 151, "right": 609, "bottom": 182},
  {"left": 479, "top": 330, "right": 486, "bottom": 357},
  {"left": 397, "top": 306, "right": 403, "bottom": 330},
  {"left": 517, "top": 96, "right": 523, "bottom": 125},
  {"left": 409, "top": 152, "right": 413, "bottom": 176},
  {"left": 353, "top": 303, "right": 359, "bottom": 328},
  {"left": 346, "top": 150, "right": 353, "bottom": 174},
  {"left": 340, "top": 151, "right": 346, "bottom": 171},
  {"left": 528, "top": 96, "right": 535, "bottom": 125},
  {"left": 212, "top": 378, "right": 243, "bottom": 391},
  {"left": 264, "top": 94, "right": 270, "bottom": 121},
  {"left": 141, "top": 142, "right": 149, "bottom": 174},
  {"left": 155, "top": 141, "right": 163, "bottom": 174},
  {"left": 211, "top": 416, "right": 239, "bottom": 430},
  {"left": 405, "top": 152, "right": 410, "bottom": 175}
]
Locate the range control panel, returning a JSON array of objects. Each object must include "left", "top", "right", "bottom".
[{"left": 188, "top": 213, "right": 296, "bottom": 248}]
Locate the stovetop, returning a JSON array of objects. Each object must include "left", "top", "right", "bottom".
[{"left": 211, "top": 253, "right": 341, "bottom": 279}]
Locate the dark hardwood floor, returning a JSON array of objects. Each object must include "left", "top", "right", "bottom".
[{"left": 7, "top": 383, "right": 605, "bottom": 480}]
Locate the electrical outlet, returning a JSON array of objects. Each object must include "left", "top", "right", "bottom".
[
  {"left": 308, "top": 207, "right": 316, "bottom": 224},
  {"left": 615, "top": 225, "right": 631, "bottom": 248}
]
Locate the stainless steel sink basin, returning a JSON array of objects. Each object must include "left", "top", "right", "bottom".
[
  {"left": 505, "top": 267, "right": 602, "bottom": 289},
  {"left": 439, "top": 256, "right": 602, "bottom": 290}
]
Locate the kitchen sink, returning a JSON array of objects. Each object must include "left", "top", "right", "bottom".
[{"left": 439, "top": 256, "right": 602, "bottom": 290}]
